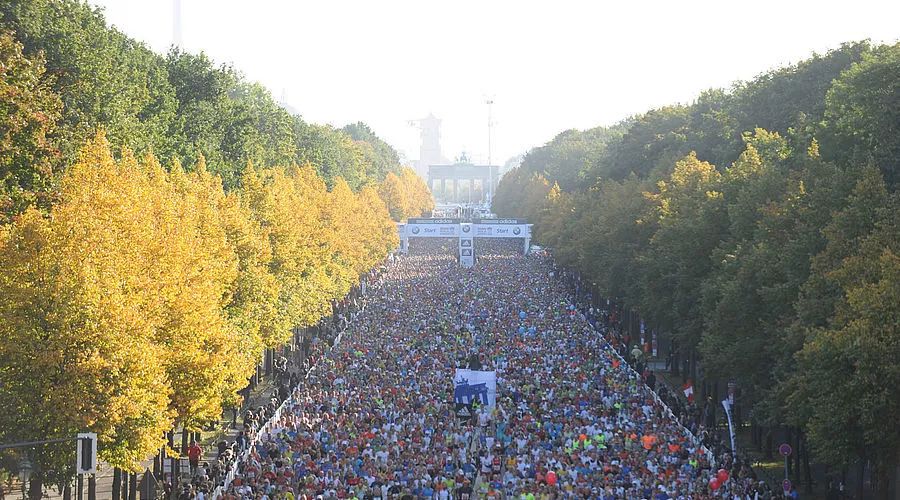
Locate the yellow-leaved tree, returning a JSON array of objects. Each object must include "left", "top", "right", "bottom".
[
  {"left": 0, "top": 132, "right": 402, "bottom": 492},
  {"left": 243, "top": 163, "right": 338, "bottom": 333},
  {"left": 399, "top": 167, "right": 434, "bottom": 217},
  {"left": 147, "top": 155, "right": 254, "bottom": 428},
  {"left": 358, "top": 185, "right": 400, "bottom": 265},
  {"left": 378, "top": 168, "right": 434, "bottom": 221},
  {"left": 0, "top": 132, "right": 173, "bottom": 487},
  {"left": 378, "top": 171, "right": 407, "bottom": 221},
  {"left": 213, "top": 160, "right": 285, "bottom": 350}
]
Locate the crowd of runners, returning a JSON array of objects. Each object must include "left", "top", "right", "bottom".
[{"left": 213, "top": 241, "right": 776, "bottom": 499}]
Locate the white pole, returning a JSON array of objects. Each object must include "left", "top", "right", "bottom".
[{"left": 486, "top": 99, "right": 494, "bottom": 205}]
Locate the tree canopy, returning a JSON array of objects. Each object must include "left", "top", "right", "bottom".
[
  {"left": 0, "top": 0, "right": 420, "bottom": 488},
  {"left": 493, "top": 40, "right": 900, "bottom": 496},
  {"left": 0, "top": 0, "right": 407, "bottom": 208}
]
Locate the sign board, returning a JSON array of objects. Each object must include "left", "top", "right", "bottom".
[
  {"left": 163, "top": 458, "right": 190, "bottom": 475},
  {"left": 459, "top": 223, "right": 474, "bottom": 267},
  {"left": 76, "top": 433, "right": 97, "bottom": 474},
  {"left": 782, "top": 479, "right": 791, "bottom": 492},
  {"left": 399, "top": 219, "right": 533, "bottom": 260},
  {"left": 473, "top": 224, "right": 529, "bottom": 238},
  {"left": 407, "top": 223, "right": 459, "bottom": 237},
  {"left": 779, "top": 443, "right": 792, "bottom": 456}
]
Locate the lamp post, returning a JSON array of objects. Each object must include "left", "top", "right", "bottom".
[{"left": 18, "top": 458, "right": 33, "bottom": 500}]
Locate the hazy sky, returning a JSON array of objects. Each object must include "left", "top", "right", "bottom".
[{"left": 90, "top": 0, "right": 898, "bottom": 166}]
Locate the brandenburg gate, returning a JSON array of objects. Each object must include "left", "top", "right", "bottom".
[{"left": 427, "top": 163, "right": 500, "bottom": 204}]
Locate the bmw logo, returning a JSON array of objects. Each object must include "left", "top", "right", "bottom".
[
  {"left": 513, "top": 227, "right": 521, "bottom": 235},
  {"left": 462, "top": 225, "right": 471, "bottom": 233},
  {"left": 411, "top": 227, "right": 420, "bottom": 234}
]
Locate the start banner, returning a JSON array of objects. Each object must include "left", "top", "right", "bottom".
[
  {"left": 473, "top": 224, "right": 530, "bottom": 238},
  {"left": 406, "top": 223, "right": 460, "bottom": 237}
]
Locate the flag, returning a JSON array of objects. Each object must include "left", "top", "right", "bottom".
[
  {"left": 682, "top": 380, "right": 694, "bottom": 402},
  {"left": 454, "top": 369, "right": 497, "bottom": 407}
]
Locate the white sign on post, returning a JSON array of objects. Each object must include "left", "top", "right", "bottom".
[
  {"left": 459, "top": 223, "right": 474, "bottom": 267},
  {"left": 76, "top": 432, "right": 97, "bottom": 474}
]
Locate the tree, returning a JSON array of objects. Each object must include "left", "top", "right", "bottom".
[
  {"left": 214, "top": 161, "right": 285, "bottom": 349},
  {"left": 399, "top": 167, "right": 434, "bottom": 217},
  {"left": 152, "top": 156, "right": 254, "bottom": 428},
  {"left": 1, "top": 0, "right": 178, "bottom": 161},
  {"left": 572, "top": 176, "right": 657, "bottom": 305},
  {"left": 342, "top": 122, "right": 402, "bottom": 181},
  {"left": 821, "top": 43, "right": 900, "bottom": 186},
  {"left": 790, "top": 187, "right": 899, "bottom": 499},
  {"left": 606, "top": 106, "right": 691, "bottom": 181},
  {"left": 0, "top": 31, "right": 62, "bottom": 222},
  {"left": 519, "top": 126, "right": 624, "bottom": 191},
  {"left": 638, "top": 153, "right": 727, "bottom": 349},
  {"left": 0, "top": 133, "right": 174, "bottom": 493},
  {"left": 378, "top": 172, "right": 407, "bottom": 221},
  {"left": 492, "top": 167, "right": 552, "bottom": 221},
  {"left": 700, "top": 133, "right": 855, "bottom": 424},
  {"left": 294, "top": 121, "right": 368, "bottom": 190},
  {"left": 358, "top": 185, "right": 399, "bottom": 258}
]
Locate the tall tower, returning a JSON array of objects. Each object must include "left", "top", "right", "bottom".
[
  {"left": 173, "top": 0, "right": 183, "bottom": 48},
  {"left": 410, "top": 113, "right": 446, "bottom": 179}
]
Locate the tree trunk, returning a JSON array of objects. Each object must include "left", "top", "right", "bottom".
[
  {"left": 752, "top": 422, "right": 762, "bottom": 451},
  {"left": 181, "top": 428, "right": 188, "bottom": 454},
  {"left": 112, "top": 468, "right": 121, "bottom": 500},
  {"left": 857, "top": 459, "right": 866, "bottom": 500},
  {"left": 170, "top": 456, "right": 178, "bottom": 492},
  {"left": 121, "top": 472, "right": 128, "bottom": 500},
  {"left": 264, "top": 348, "right": 273, "bottom": 377},
  {"left": 672, "top": 340, "right": 681, "bottom": 377},
  {"left": 873, "top": 457, "right": 892, "bottom": 500},
  {"left": 895, "top": 450, "right": 900, "bottom": 500},
  {"left": 764, "top": 428, "right": 774, "bottom": 461},
  {"left": 63, "top": 482, "right": 72, "bottom": 500},
  {"left": 794, "top": 428, "right": 802, "bottom": 486},
  {"left": 128, "top": 472, "right": 137, "bottom": 500},
  {"left": 28, "top": 476, "right": 42, "bottom": 500},
  {"left": 154, "top": 446, "right": 163, "bottom": 476},
  {"left": 690, "top": 349, "right": 698, "bottom": 390},
  {"left": 802, "top": 434, "right": 813, "bottom": 494}
]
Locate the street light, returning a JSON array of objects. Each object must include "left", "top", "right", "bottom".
[{"left": 18, "top": 458, "right": 33, "bottom": 499}]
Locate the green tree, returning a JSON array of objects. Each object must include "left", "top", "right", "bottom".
[
  {"left": 790, "top": 185, "right": 899, "bottom": 499},
  {"left": 342, "top": 122, "right": 402, "bottom": 181},
  {"left": 821, "top": 43, "right": 900, "bottom": 186},
  {"left": 0, "top": 31, "right": 62, "bottom": 222},
  {"left": 1, "top": 0, "right": 178, "bottom": 160}
]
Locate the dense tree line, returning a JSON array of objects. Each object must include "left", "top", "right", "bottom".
[
  {"left": 0, "top": 131, "right": 399, "bottom": 494},
  {"left": 494, "top": 41, "right": 899, "bottom": 497},
  {"left": 0, "top": 1, "right": 433, "bottom": 495},
  {"left": 0, "top": 0, "right": 411, "bottom": 224}
]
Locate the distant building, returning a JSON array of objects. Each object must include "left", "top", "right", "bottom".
[
  {"left": 411, "top": 114, "right": 449, "bottom": 179},
  {"left": 428, "top": 162, "right": 500, "bottom": 204}
]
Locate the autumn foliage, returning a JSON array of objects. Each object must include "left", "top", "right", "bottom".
[
  {"left": 0, "top": 131, "right": 399, "bottom": 473},
  {"left": 378, "top": 167, "right": 434, "bottom": 221}
]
